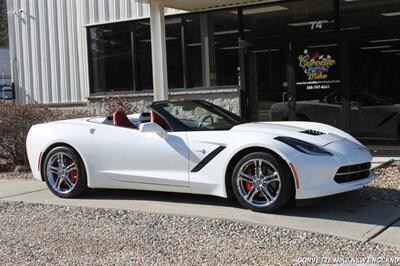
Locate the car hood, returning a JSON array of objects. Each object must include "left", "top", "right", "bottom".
[{"left": 231, "top": 122, "right": 345, "bottom": 146}]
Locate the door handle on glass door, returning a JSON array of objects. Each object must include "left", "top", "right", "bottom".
[{"left": 282, "top": 92, "right": 287, "bottom": 105}]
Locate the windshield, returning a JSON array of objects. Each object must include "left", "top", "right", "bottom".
[
  {"left": 155, "top": 101, "right": 244, "bottom": 131},
  {"left": 320, "top": 90, "right": 392, "bottom": 106},
  {"left": 352, "top": 91, "right": 392, "bottom": 106}
]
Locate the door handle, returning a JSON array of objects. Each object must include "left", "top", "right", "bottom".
[{"left": 282, "top": 92, "right": 287, "bottom": 106}]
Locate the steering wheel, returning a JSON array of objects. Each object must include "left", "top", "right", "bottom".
[{"left": 198, "top": 115, "right": 214, "bottom": 129}]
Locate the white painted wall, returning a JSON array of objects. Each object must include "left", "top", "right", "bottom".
[{"left": 6, "top": 0, "right": 183, "bottom": 103}]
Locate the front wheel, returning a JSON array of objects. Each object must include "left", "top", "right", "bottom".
[
  {"left": 231, "top": 152, "right": 294, "bottom": 212},
  {"left": 42, "top": 146, "right": 88, "bottom": 198}
]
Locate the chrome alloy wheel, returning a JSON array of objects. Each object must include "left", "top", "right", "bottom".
[
  {"left": 236, "top": 159, "right": 282, "bottom": 208},
  {"left": 46, "top": 152, "right": 79, "bottom": 194}
]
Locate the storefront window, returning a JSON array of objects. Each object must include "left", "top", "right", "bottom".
[
  {"left": 243, "top": 0, "right": 335, "bottom": 40},
  {"left": 341, "top": 0, "right": 400, "bottom": 141},
  {"left": 88, "top": 10, "right": 239, "bottom": 93},
  {"left": 340, "top": 0, "right": 400, "bottom": 31},
  {"left": 184, "top": 14, "right": 203, "bottom": 88},
  {"left": 184, "top": 10, "right": 239, "bottom": 88},
  {"left": 165, "top": 17, "right": 184, "bottom": 89},
  {"left": 212, "top": 10, "right": 239, "bottom": 86},
  {"left": 89, "top": 23, "right": 133, "bottom": 94},
  {"left": 135, "top": 21, "right": 153, "bottom": 91}
]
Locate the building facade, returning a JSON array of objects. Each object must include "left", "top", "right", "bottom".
[{"left": 6, "top": 0, "right": 400, "bottom": 143}]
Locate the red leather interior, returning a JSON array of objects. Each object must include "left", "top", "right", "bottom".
[
  {"left": 113, "top": 110, "right": 137, "bottom": 129},
  {"left": 151, "top": 111, "right": 171, "bottom": 131}
]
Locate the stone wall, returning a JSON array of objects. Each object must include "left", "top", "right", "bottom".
[
  {"left": 87, "top": 87, "right": 241, "bottom": 116},
  {"left": 46, "top": 103, "right": 89, "bottom": 118}
]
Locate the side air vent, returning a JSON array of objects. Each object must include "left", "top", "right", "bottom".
[{"left": 300, "top": 129, "right": 325, "bottom": 136}]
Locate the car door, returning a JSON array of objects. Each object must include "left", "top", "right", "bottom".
[
  {"left": 351, "top": 104, "right": 396, "bottom": 139},
  {"left": 298, "top": 101, "right": 342, "bottom": 128},
  {"left": 350, "top": 92, "right": 393, "bottom": 139},
  {"left": 88, "top": 124, "right": 190, "bottom": 189},
  {"left": 186, "top": 131, "right": 226, "bottom": 173},
  {"left": 185, "top": 130, "right": 229, "bottom": 195}
]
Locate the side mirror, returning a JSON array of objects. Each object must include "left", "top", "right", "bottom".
[{"left": 139, "top": 122, "right": 168, "bottom": 138}]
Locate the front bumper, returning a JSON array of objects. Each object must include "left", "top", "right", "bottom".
[{"left": 288, "top": 139, "right": 375, "bottom": 200}]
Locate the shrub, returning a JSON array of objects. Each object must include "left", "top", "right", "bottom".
[
  {"left": 0, "top": 101, "right": 88, "bottom": 169},
  {"left": 0, "top": 101, "right": 55, "bottom": 167}
]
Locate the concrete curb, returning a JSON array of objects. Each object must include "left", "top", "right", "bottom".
[{"left": 371, "top": 159, "right": 394, "bottom": 170}]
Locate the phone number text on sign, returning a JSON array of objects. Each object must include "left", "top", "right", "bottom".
[
  {"left": 296, "top": 80, "right": 341, "bottom": 90},
  {"left": 306, "top": 84, "right": 331, "bottom": 90}
]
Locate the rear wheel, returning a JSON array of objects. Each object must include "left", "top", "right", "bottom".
[
  {"left": 43, "top": 146, "right": 87, "bottom": 198},
  {"left": 231, "top": 152, "right": 294, "bottom": 212}
]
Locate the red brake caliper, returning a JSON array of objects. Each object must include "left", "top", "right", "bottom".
[
  {"left": 244, "top": 168, "right": 253, "bottom": 191},
  {"left": 69, "top": 169, "right": 78, "bottom": 183}
]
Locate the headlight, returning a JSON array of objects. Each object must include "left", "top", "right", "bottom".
[{"left": 275, "top": 136, "right": 333, "bottom": 156}]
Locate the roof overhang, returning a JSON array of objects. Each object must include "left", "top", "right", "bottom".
[{"left": 156, "top": 0, "right": 283, "bottom": 12}]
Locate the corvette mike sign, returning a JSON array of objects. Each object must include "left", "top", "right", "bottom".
[{"left": 296, "top": 49, "right": 340, "bottom": 91}]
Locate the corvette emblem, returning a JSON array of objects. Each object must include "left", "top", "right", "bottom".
[{"left": 354, "top": 145, "right": 366, "bottom": 151}]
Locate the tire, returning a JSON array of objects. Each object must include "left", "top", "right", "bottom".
[
  {"left": 42, "top": 146, "right": 88, "bottom": 198},
  {"left": 231, "top": 152, "right": 294, "bottom": 212}
]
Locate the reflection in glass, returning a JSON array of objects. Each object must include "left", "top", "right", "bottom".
[
  {"left": 348, "top": 36, "right": 400, "bottom": 141},
  {"left": 184, "top": 10, "right": 239, "bottom": 88},
  {"left": 165, "top": 17, "right": 184, "bottom": 89},
  {"left": 135, "top": 22, "right": 153, "bottom": 91},
  {"left": 89, "top": 23, "right": 133, "bottom": 94},
  {"left": 243, "top": 0, "right": 335, "bottom": 39}
]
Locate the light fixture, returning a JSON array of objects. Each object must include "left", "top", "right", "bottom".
[
  {"left": 382, "top": 11, "right": 400, "bottom": 17},
  {"left": 139, "top": 37, "right": 179, "bottom": 42},
  {"left": 251, "top": 49, "right": 269, "bottom": 53},
  {"left": 141, "top": 18, "right": 182, "bottom": 26},
  {"left": 187, "top": 43, "right": 201, "bottom": 47},
  {"left": 220, "top": 46, "right": 240, "bottom": 50},
  {"left": 214, "top": 29, "right": 238, "bottom": 35},
  {"left": 252, "top": 48, "right": 281, "bottom": 53},
  {"left": 340, "top": 26, "right": 361, "bottom": 31},
  {"left": 307, "top": 44, "right": 338, "bottom": 48},
  {"left": 237, "top": 5, "right": 288, "bottom": 15},
  {"left": 186, "top": 42, "right": 220, "bottom": 47},
  {"left": 360, "top": 45, "right": 391, "bottom": 50},
  {"left": 380, "top": 49, "right": 400, "bottom": 53},
  {"left": 370, "top": 38, "right": 400, "bottom": 43},
  {"left": 214, "top": 29, "right": 251, "bottom": 35},
  {"left": 288, "top": 19, "right": 330, "bottom": 27}
]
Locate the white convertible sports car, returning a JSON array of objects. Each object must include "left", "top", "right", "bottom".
[{"left": 27, "top": 100, "right": 375, "bottom": 212}]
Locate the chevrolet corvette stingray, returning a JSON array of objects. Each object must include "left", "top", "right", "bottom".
[{"left": 27, "top": 100, "right": 375, "bottom": 212}]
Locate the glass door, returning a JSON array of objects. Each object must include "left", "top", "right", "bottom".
[
  {"left": 291, "top": 40, "right": 343, "bottom": 128},
  {"left": 241, "top": 0, "right": 337, "bottom": 122},
  {"left": 246, "top": 42, "right": 291, "bottom": 121}
]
